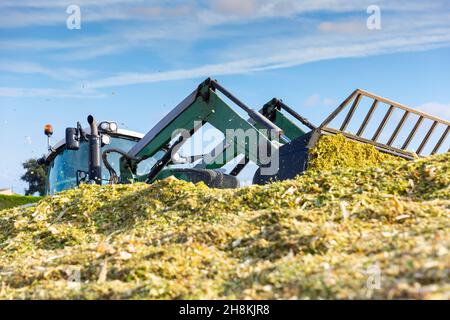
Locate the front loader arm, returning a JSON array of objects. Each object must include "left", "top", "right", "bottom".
[{"left": 119, "top": 78, "right": 282, "bottom": 182}]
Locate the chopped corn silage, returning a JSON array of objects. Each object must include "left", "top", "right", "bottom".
[
  {"left": 0, "top": 137, "right": 449, "bottom": 299},
  {"left": 308, "top": 134, "right": 401, "bottom": 171}
]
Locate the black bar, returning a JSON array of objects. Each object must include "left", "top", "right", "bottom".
[
  {"left": 417, "top": 121, "right": 438, "bottom": 155},
  {"left": 387, "top": 111, "right": 410, "bottom": 146},
  {"left": 356, "top": 100, "right": 378, "bottom": 136},
  {"left": 431, "top": 126, "right": 449, "bottom": 154},
  {"left": 230, "top": 156, "right": 249, "bottom": 176},
  {"left": 372, "top": 105, "right": 394, "bottom": 142},
  {"left": 211, "top": 80, "right": 282, "bottom": 134},
  {"left": 340, "top": 94, "right": 361, "bottom": 131},
  {"left": 402, "top": 116, "right": 424, "bottom": 150},
  {"left": 87, "top": 115, "right": 102, "bottom": 184},
  {"left": 211, "top": 80, "right": 252, "bottom": 113},
  {"left": 0, "top": 300, "right": 446, "bottom": 320},
  {"left": 277, "top": 100, "right": 316, "bottom": 130}
]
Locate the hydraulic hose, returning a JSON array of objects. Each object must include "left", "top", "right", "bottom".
[{"left": 102, "top": 148, "right": 140, "bottom": 184}]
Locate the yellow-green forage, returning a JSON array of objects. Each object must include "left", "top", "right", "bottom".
[
  {"left": 308, "top": 134, "right": 401, "bottom": 172},
  {"left": 0, "top": 136, "right": 448, "bottom": 299}
]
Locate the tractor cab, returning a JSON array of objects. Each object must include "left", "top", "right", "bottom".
[{"left": 42, "top": 122, "right": 150, "bottom": 195}]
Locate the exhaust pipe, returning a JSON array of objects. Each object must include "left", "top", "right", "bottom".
[{"left": 87, "top": 115, "right": 102, "bottom": 184}]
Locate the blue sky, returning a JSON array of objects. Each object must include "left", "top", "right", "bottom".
[{"left": 1, "top": 0, "right": 450, "bottom": 193}]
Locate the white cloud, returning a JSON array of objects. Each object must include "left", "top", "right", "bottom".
[
  {"left": 0, "top": 0, "right": 144, "bottom": 8},
  {"left": 303, "top": 94, "right": 321, "bottom": 108},
  {"left": 1, "top": 0, "right": 446, "bottom": 29},
  {"left": 303, "top": 94, "right": 336, "bottom": 108},
  {"left": 416, "top": 102, "right": 450, "bottom": 119},
  {"left": 209, "top": 0, "right": 259, "bottom": 17},
  {"left": 318, "top": 20, "right": 368, "bottom": 34},
  {"left": 0, "top": 87, "right": 105, "bottom": 98},
  {"left": 54, "top": 45, "right": 126, "bottom": 61},
  {"left": 199, "top": 0, "right": 446, "bottom": 25},
  {"left": 0, "top": 21, "right": 207, "bottom": 62},
  {"left": 1, "top": 1, "right": 449, "bottom": 64},
  {"left": 86, "top": 30, "right": 450, "bottom": 89},
  {"left": 2, "top": 1, "right": 450, "bottom": 99},
  {"left": 0, "top": 38, "right": 95, "bottom": 51},
  {"left": 0, "top": 61, "right": 94, "bottom": 80},
  {"left": 0, "top": 1, "right": 193, "bottom": 28}
]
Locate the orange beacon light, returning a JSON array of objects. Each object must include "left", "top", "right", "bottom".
[{"left": 44, "top": 124, "right": 54, "bottom": 137}]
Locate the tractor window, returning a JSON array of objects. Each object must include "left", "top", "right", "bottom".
[
  {"left": 47, "top": 135, "right": 144, "bottom": 194},
  {"left": 48, "top": 143, "right": 90, "bottom": 194}
]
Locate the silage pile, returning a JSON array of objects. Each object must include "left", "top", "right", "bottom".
[
  {"left": 308, "top": 134, "right": 400, "bottom": 171},
  {"left": 0, "top": 136, "right": 449, "bottom": 299}
]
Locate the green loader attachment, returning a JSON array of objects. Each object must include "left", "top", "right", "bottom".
[
  {"left": 43, "top": 78, "right": 449, "bottom": 193},
  {"left": 101, "top": 78, "right": 449, "bottom": 187}
]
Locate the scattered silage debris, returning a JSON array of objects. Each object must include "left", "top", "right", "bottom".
[{"left": 0, "top": 136, "right": 448, "bottom": 299}]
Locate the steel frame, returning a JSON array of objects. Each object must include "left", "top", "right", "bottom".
[{"left": 319, "top": 89, "right": 450, "bottom": 158}]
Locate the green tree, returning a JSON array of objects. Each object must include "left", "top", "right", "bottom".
[{"left": 20, "top": 158, "right": 48, "bottom": 196}]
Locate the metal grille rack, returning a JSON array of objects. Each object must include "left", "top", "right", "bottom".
[{"left": 318, "top": 89, "right": 450, "bottom": 159}]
